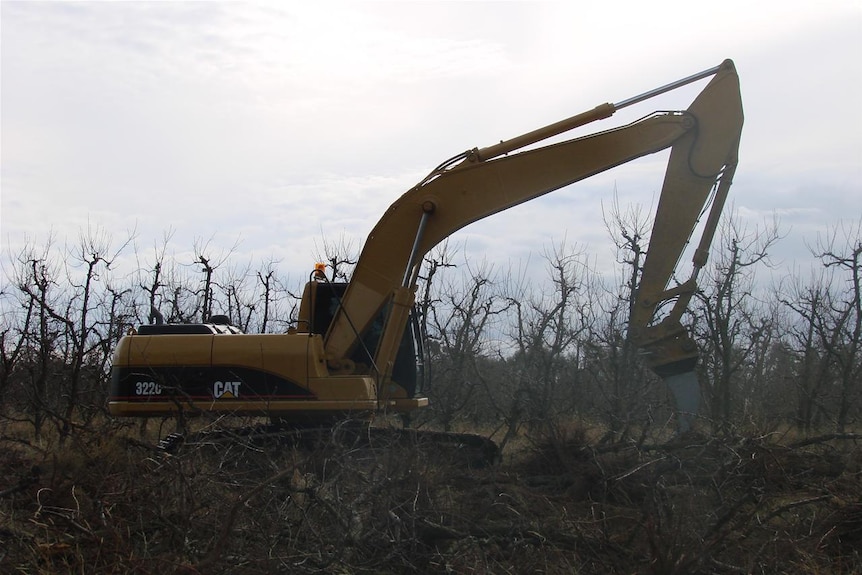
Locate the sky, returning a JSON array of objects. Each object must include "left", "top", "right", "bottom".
[{"left": 2, "top": 1, "right": 861, "bottom": 291}]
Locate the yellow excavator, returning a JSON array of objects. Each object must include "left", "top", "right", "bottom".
[{"left": 110, "top": 60, "right": 743, "bottom": 438}]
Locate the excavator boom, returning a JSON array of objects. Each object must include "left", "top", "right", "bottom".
[{"left": 325, "top": 60, "right": 742, "bottom": 382}]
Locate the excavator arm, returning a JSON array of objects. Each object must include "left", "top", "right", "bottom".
[{"left": 324, "top": 60, "right": 743, "bottom": 421}]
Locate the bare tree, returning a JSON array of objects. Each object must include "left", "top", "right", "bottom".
[
  {"left": 588, "top": 196, "right": 655, "bottom": 437},
  {"left": 0, "top": 281, "right": 33, "bottom": 403},
  {"left": 314, "top": 233, "right": 358, "bottom": 282},
  {"left": 136, "top": 229, "right": 177, "bottom": 325},
  {"left": 422, "top": 248, "right": 506, "bottom": 431},
  {"left": 53, "top": 224, "right": 134, "bottom": 437},
  {"left": 695, "top": 212, "right": 781, "bottom": 433},
  {"left": 780, "top": 270, "right": 835, "bottom": 432},
  {"left": 256, "top": 260, "right": 279, "bottom": 333},
  {"left": 810, "top": 219, "right": 862, "bottom": 431},
  {"left": 8, "top": 234, "right": 65, "bottom": 438},
  {"left": 192, "top": 235, "right": 240, "bottom": 322},
  {"left": 499, "top": 240, "right": 594, "bottom": 441},
  {"left": 213, "top": 260, "right": 255, "bottom": 329}
]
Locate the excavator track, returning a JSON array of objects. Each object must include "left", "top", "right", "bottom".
[{"left": 155, "top": 423, "right": 500, "bottom": 468}]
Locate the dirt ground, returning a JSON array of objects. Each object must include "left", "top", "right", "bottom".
[{"left": 1, "top": 420, "right": 860, "bottom": 574}]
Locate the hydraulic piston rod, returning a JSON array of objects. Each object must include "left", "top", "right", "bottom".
[{"left": 471, "top": 60, "right": 731, "bottom": 163}]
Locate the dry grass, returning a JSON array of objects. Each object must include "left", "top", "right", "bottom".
[{"left": 1, "top": 416, "right": 860, "bottom": 574}]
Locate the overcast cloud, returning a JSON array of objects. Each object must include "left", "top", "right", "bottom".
[{"left": 2, "top": 1, "right": 860, "bottom": 286}]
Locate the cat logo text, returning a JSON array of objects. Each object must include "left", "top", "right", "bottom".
[{"left": 213, "top": 381, "right": 241, "bottom": 399}]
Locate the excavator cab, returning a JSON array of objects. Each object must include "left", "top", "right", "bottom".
[{"left": 298, "top": 279, "right": 427, "bottom": 399}]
